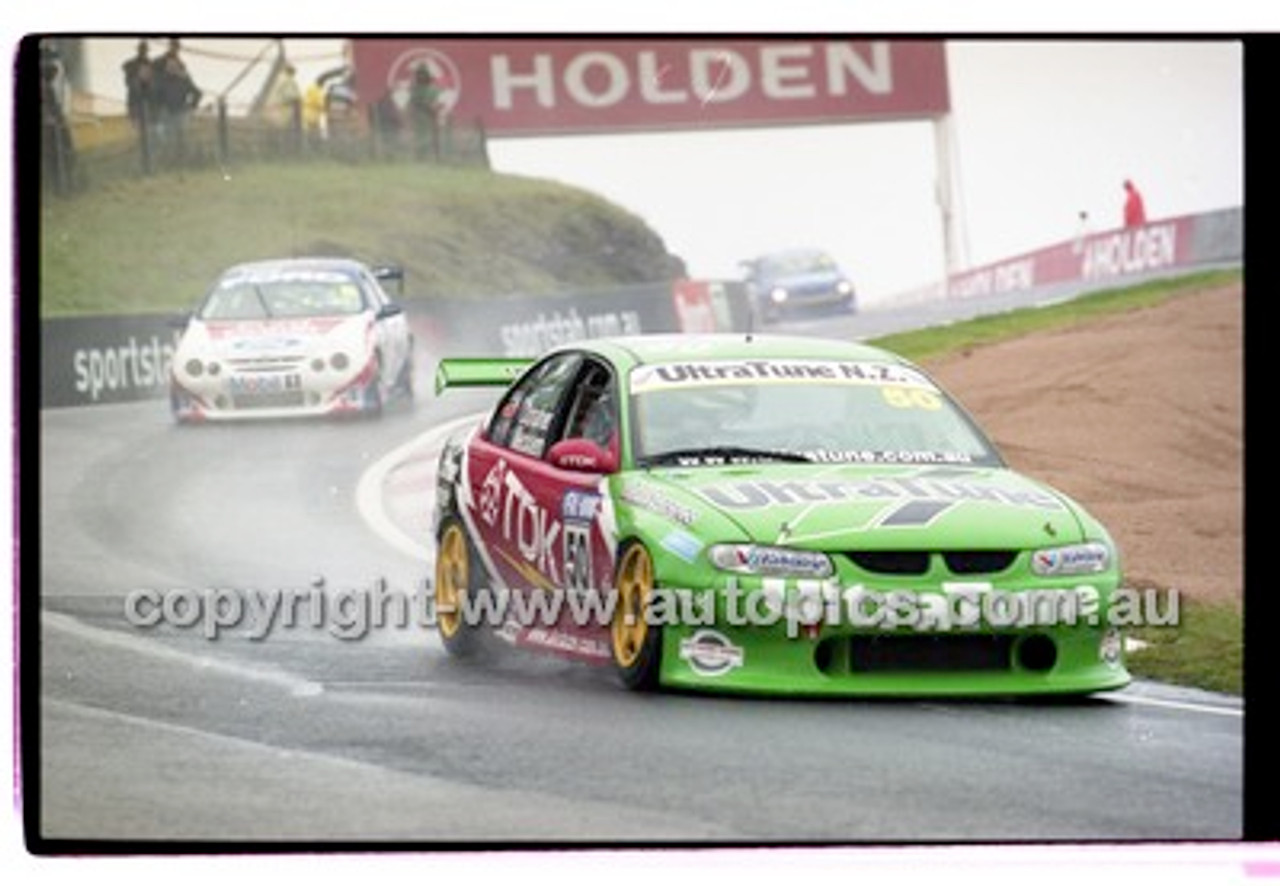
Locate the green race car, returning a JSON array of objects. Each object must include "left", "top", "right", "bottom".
[{"left": 432, "top": 334, "right": 1131, "bottom": 696}]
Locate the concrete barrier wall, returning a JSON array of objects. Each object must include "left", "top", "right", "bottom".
[
  {"left": 944, "top": 207, "right": 1241, "bottom": 301},
  {"left": 40, "top": 314, "right": 183, "bottom": 408}
]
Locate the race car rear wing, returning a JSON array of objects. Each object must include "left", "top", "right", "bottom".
[{"left": 434, "top": 357, "right": 534, "bottom": 396}]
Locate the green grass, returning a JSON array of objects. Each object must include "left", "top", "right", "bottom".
[
  {"left": 868, "top": 268, "right": 1241, "bottom": 363},
  {"left": 1125, "top": 595, "right": 1243, "bottom": 696},
  {"left": 38, "top": 161, "right": 683, "bottom": 317}
]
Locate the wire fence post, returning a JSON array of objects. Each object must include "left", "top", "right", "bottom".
[
  {"left": 290, "top": 99, "right": 303, "bottom": 157},
  {"left": 367, "top": 102, "right": 381, "bottom": 161},
  {"left": 217, "top": 97, "right": 230, "bottom": 166},
  {"left": 476, "top": 117, "right": 490, "bottom": 170}
]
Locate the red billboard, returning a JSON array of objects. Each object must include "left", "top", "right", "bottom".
[{"left": 351, "top": 39, "right": 950, "bottom": 136}]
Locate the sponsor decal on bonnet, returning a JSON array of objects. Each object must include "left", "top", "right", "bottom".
[{"left": 630, "top": 359, "right": 934, "bottom": 393}]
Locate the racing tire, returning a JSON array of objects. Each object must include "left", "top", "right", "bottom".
[
  {"left": 435, "top": 519, "right": 488, "bottom": 659},
  {"left": 395, "top": 340, "right": 416, "bottom": 401},
  {"left": 363, "top": 353, "right": 385, "bottom": 417},
  {"left": 610, "top": 542, "right": 663, "bottom": 692}
]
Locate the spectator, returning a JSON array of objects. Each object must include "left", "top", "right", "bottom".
[
  {"left": 267, "top": 64, "right": 301, "bottom": 126},
  {"left": 302, "top": 77, "right": 328, "bottom": 143},
  {"left": 121, "top": 40, "right": 156, "bottom": 134},
  {"left": 317, "top": 63, "right": 358, "bottom": 154},
  {"left": 1123, "top": 179, "right": 1147, "bottom": 228},
  {"left": 370, "top": 88, "right": 403, "bottom": 152},
  {"left": 265, "top": 62, "right": 302, "bottom": 154},
  {"left": 408, "top": 63, "right": 442, "bottom": 160},
  {"left": 152, "top": 38, "right": 202, "bottom": 164},
  {"left": 318, "top": 63, "right": 356, "bottom": 116},
  {"left": 40, "top": 42, "right": 76, "bottom": 194}
]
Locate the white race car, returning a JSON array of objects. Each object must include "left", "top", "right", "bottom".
[{"left": 170, "top": 257, "right": 415, "bottom": 422}]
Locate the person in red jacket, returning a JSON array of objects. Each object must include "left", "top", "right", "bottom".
[{"left": 1123, "top": 179, "right": 1148, "bottom": 228}]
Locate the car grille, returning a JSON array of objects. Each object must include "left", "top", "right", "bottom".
[
  {"left": 843, "top": 550, "right": 1018, "bottom": 576},
  {"left": 232, "top": 391, "right": 307, "bottom": 410},
  {"left": 818, "top": 634, "right": 1017, "bottom": 674},
  {"left": 942, "top": 550, "right": 1018, "bottom": 574},
  {"left": 227, "top": 356, "right": 306, "bottom": 372},
  {"left": 846, "top": 551, "right": 930, "bottom": 575}
]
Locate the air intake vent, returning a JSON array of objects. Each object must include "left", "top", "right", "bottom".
[
  {"left": 942, "top": 550, "right": 1018, "bottom": 574},
  {"left": 845, "top": 551, "right": 929, "bottom": 575},
  {"left": 844, "top": 635, "right": 1015, "bottom": 673}
]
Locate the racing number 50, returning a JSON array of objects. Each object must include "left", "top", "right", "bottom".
[
  {"left": 881, "top": 386, "right": 941, "bottom": 411},
  {"left": 563, "top": 525, "right": 593, "bottom": 592}
]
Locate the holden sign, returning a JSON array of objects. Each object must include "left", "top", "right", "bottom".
[
  {"left": 384, "top": 48, "right": 462, "bottom": 117},
  {"left": 353, "top": 39, "right": 950, "bottom": 136}
]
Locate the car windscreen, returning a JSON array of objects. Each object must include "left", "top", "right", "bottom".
[
  {"left": 199, "top": 271, "right": 367, "bottom": 320},
  {"left": 759, "top": 252, "right": 835, "bottom": 276},
  {"left": 628, "top": 358, "right": 1003, "bottom": 468}
]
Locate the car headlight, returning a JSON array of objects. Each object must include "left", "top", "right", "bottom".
[
  {"left": 184, "top": 358, "right": 204, "bottom": 378},
  {"left": 836, "top": 279, "right": 854, "bottom": 295},
  {"left": 769, "top": 286, "right": 789, "bottom": 304},
  {"left": 709, "top": 544, "right": 833, "bottom": 578},
  {"left": 330, "top": 352, "right": 351, "bottom": 371},
  {"left": 1030, "top": 542, "right": 1111, "bottom": 576}
]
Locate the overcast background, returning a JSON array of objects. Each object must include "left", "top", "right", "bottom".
[
  {"left": 495, "top": 40, "right": 1243, "bottom": 299},
  {"left": 61, "top": 37, "right": 1242, "bottom": 305}
]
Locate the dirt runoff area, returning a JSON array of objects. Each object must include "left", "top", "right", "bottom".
[{"left": 923, "top": 281, "right": 1243, "bottom": 605}]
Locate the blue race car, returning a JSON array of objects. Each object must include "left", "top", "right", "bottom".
[{"left": 741, "top": 248, "right": 857, "bottom": 323}]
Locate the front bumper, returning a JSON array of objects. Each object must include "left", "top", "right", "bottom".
[
  {"left": 652, "top": 573, "right": 1131, "bottom": 696},
  {"left": 763, "top": 282, "right": 856, "bottom": 312},
  {"left": 170, "top": 359, "right": 378, "bottom": 421}
]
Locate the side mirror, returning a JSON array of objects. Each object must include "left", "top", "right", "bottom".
[
  {"left": 547, "top": 438, "right": 618, "bottom": 474},
  {"left": 377, "top": 302, "right": 404, "bottom": 320}
]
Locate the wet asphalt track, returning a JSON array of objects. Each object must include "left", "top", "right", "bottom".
[{"left": 34, "top": 298, "right": 1243, "bottom": 843}]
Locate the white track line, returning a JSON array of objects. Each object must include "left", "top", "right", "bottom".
[
  {"left": 42, "top": 610, "right": 325, "bottom": 698},
  {"left": 1104, "top": 691, "right": 1243, "bottom": 718},
  {"left": 355, "top": 413, "right": 484, "bottom": 562}
]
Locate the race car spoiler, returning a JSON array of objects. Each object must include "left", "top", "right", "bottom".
[{"left": 434, "top": 357, "right": 533, "bottom": 395}]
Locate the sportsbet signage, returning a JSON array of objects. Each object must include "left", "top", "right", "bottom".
[{"left": 351, "top": 39, "right": 951, "bottom": 136}]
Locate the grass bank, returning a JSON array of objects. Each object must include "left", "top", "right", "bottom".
[
  {"left": 1125, "top": 595, "right": 1242, "bottom": 696},
  {"left": 870, "top": 269, "right": 1241, "bottom": 363},
  {"left": 37, "top": 161, "right": 685, "bottom": 317}
]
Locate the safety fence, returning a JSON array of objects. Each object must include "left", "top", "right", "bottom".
[{"left": 43, "top": 106, "right": 491, "bottom": 197}]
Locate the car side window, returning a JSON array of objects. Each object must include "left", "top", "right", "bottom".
[
  {"left": 487, "top": 353, "right": 583, "bottom": 457},
  {"left": 557, "top": 360, "right": 618, "bottom": 454},
  {"left": 359, "top": 270, "right": 386, "bottom": 311}
]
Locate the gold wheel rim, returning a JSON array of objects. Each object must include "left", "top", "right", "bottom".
[
  {"left": 612, "top": 546, "right": 653, "bottom": 668},
  {"left": 435, "top": 524, "right": 467, "bottom": 639}
]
